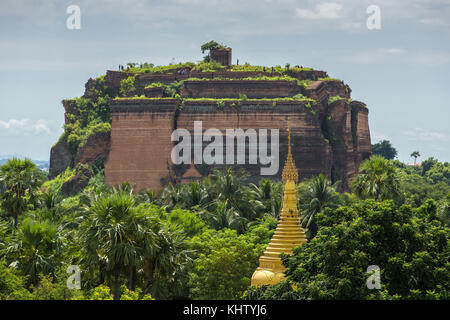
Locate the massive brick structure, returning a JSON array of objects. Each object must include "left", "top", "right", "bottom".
[
  {"left": 104, "top": 78, "right": 370, "bottom": 191},
  {"left": 50, "top": 50, "right": 371, "bottom": 192}
]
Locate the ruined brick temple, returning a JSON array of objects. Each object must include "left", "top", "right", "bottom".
[{"left": 50, "top": 46, "right": 371, "bottom": 192}]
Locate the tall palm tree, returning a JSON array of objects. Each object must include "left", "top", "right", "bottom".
[
  {"left": 81, "top": 191, "right": 158, "bottom": 299},
  {"left": 143, "top": 225, "right": 191, "bottom": 299},
  {"left": 300, "top": 174, "right": 337, "bottom": 239},
  {"left": 351, "top": 155, "right": 401, "bottom": 201},
  {"left": 0, "top": 158, "right": 44, "bottom": 226},
  {"left": 410, "top": 151, "right": 421, "bottom": 165}
]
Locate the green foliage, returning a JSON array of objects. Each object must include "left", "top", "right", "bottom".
[
  {"left": 193, "top": 60, "right": 226, "bottom": 72},
  {"left": 231, "top": 63, "right": 312, "bottom": 74},
  {"left": 88, "top": 285, "right": 113, "bottom": 300},
  {"left": 351, "top": 155, "right": 401, "bottom": 201},
  {"left": 0, "top": 259, "right": 31, "bottom": 299},
  {"left": 119, "top": 285, "right": 154, "bottom": 300},
  {"left": 61, "top": 95, "right": 111, "bottom": 159},
  {"left": 394, "top": 160, "right": 450, "bottom": 205},
  {"left": 300, "top": 174, "right": 339, "bottom": 239},
  {"left": 328, "top": 95, "right": 346, "bottom": 104},
  {"left": 318, "top": 77, "right": 341, "bottom": 82},
  {"left": 0, "top": 157, "right": 448, "bottom": 300},
  {"left": 239, "top": 93, "right": 248, "bottom": 101},
  {"left": 29, "top": 274, "right": 84, "bottom": 300},
  {"left": 188, "top": 228, "right": 267, "bottom": 299},
  {"left": 144, "top": 82, "right": 164, "bottom": 89},
  {"left": 3, "top": 217, "right": 65, "bottom": 286},
  {"left": 119, "top": 76, "right": 136, "bottom": 96},
  {"left": 424, "top": 161, "right": 450, "bottom": 185},
  {"left": 80, "top": 192, "right": 191, "bottom": 299},
  {"left": 42, "top": 168, "right": 75, "bottom": 195},
  {"left": 0, "top": 158, "right": 45, "bottom": 226},
  {"left": 200, "top": 40, "right": 225, "bottom": 54},
  {"left": 127, "top": 62, "right": 196, "bottom": 74},
  {"left": 243, "top": 281, "right": 298, "bottom": 300},
  {"left": 167, "top": 209, "right": 207, "bottom": 238},
  {"left": 281, "top": 200, "right": 449, "bottom": 299},
  {"left": 372, "top": 140, "right": 398, "bottom": 160}
]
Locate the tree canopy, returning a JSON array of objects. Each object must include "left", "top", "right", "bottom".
[{"left": 372, "top": 140, "right": 398, "bottom": 160}]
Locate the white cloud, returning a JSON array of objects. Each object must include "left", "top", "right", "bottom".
[
  {"left": 0, "top": 119, "right": 53, "bottom": 135},
  {"left": 373, "top": 134, "right": 390, "bottom": 142},
  {"left": 403, "top": 128, "right": 450, "bottom": 142},
  {"left": 420, "top": 17, "right": 447, "bottom": 26},
  {"left": 380, "top": 48, "right": 405, "bottom": 55},
  {"left": 295, "top": 2, "right": 343, "bottom": 20}
]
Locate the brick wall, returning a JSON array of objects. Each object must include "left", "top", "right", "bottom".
[
  {"left": 105, "top": 99, "right": 178, "bottom": 190},
  {"left": 180, "top": 80, "right": 302, "bottom": 99}
]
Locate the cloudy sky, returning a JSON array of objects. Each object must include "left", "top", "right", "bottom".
[{"left": 0, "top": 0, "right": 449, "bottom": 163}]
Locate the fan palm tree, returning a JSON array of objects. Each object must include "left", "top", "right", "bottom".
[
  {"left": 351, "top": 155, "right": 401, "bottom": 201},
  {"left": 203, "top": 200, "right": 248, "bottom": 233},
  {"left": 0, "top": 158, "right": 44, "bottom": 226},
  {"left": 3, "top": 217, "right": 64, "bottom": 286},
  {"left": 410, "top": 151, "right": 421, "bottom": 165},
  {"left": 179, "top": 182, "right": 211, "bottom": 210},
  {"left": 209, "top": 168, "right": 256, "bottom": 221},
  {"left": 81, "top": 191, "right": 158, "bottom": 299},
  {"left": 248, "top": 179, "right": 283, "bottom": 219},
  {"left": 143, "top": 226, "right": 191, "bottom": 299},
  {"left": 300, "top": 174, "right": 338, "bottom": 238},
  {"left": 160, "top": 184, "right": 183, "bottom": 211}
]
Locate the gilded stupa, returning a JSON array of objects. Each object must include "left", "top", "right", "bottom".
[{"left": 251, "top": 120, "right": 307, "bottom": 286}]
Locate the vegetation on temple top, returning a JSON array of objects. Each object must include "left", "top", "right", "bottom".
[
  {"left": 328, "top": 95, "right": 347, "bottom": 104},
  {"left": 318, "top": 77, "right": 341, "bottom": 82},
  {"left": 200, "top": 40, "right": 227, "bottom": 54}
]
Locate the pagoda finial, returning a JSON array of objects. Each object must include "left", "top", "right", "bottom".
[{"left": 281, "top": 117, "right": 298, "bottom": 183}]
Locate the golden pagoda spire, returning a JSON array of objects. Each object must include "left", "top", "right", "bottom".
[
  {"left": 281, "top": 119, "right": 298, "bottom": 183},
  {"left": 251, "top": 118, "right": 307, "bottom": 287}
]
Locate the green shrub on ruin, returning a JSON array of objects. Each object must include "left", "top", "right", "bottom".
[
  {"left": 119, "top": 76, "right": 136, "bottom": 96},
  {"left": 328, "top": 95, "right": 346, "bottom": 105},
  {"left": 193, "top": 60, "right": 226, "bottom": 72}
]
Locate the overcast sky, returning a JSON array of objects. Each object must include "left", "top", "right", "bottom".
[{"left": 0, "top": 0, "right": 449, "bottom": 163}]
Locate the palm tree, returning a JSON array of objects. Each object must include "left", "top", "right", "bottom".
[
  {"left": 81, "top": 191, "right": 158, "bottom": 299},
  {"left": 410, "top": 151, "right": 421, "bottom": 165},
  {"left": 203, "top": 200, "right": 248, "bottom": 233},
  {"left": 0, "top": 219, "right": 10, "bottom": 252},
  {"left": 351, "top": 155, "right": 401, "bottom": 201},
  {"left": 160, "top": 184, "right": 183, "bottom": 211},
  {"left": 300, "top": 174, "right": 337, "bottom": 239},
  {"left": 0, "top": 158, "right": 44, "bottom": 226},
  {"left": 3, "top": 217, "right": 64, "bottom": 286},
  {"left": 209, "top": 168, "right": 256, "bottom": 221},
  {"left": 179, "top": 182, "right": 211, "bottom": 210},
  {"left": 143, "top": 225, "right": 191, "bottom": 299},
  {"left": 248, "top": 179, "right": 283, "bottom": 219}
]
